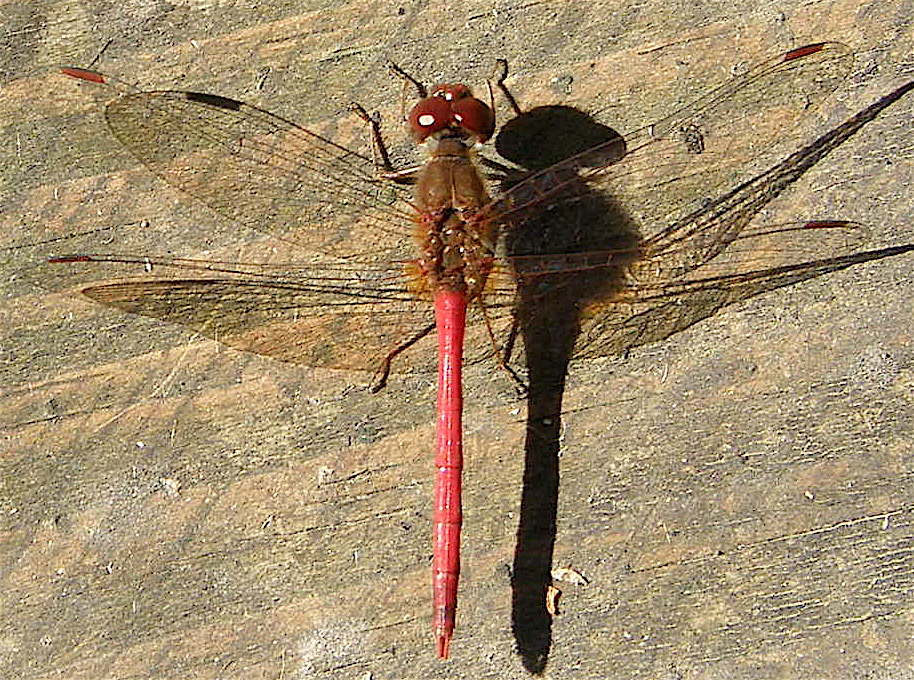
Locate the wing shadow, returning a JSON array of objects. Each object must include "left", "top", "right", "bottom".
[{"left": 497, "top": 80, "right": 914, "bottom": 673}]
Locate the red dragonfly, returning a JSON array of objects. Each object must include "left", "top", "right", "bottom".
[{"left": 52, "top": 44, "right": 914, "bottom": 658}]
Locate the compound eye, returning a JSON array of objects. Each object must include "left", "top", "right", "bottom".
[
  {"left": 408, "top": 96, "right": 453, "bottom": 141},
  {"left": 451, "top": 96, "right": 495, "bottom": 142},
  {"left": 432, "top": 84, "right": 471, "bottom": 101}
]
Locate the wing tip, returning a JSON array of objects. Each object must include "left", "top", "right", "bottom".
[{"left": 60, "top": 67, "right": 106, "bottom": 84}]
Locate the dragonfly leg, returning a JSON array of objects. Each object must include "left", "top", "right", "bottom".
[
  {"left": 369, "top": 321, "right": 437, "bottom": 393},
  {"left": 490, "top": 58, "right": 523, "bottom": 116},
  {"left": 349, "top": 102, "right": 422, "bottom": 184},
  {"left": 387, "top": 60, "right": 430, "bottom": 126},
  {"left": 477, "top": 154, "right": 519, "bottom": 177},
  {"left": 348, "top": 103, "right": 397, "bottom": 174},
  {"left": 478, "top": 299, "right": 528, "bottom": 396},
  {"left": 387, "top": 61, "right": 428, "bottom": 98}
]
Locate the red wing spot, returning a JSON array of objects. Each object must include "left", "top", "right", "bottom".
[
  {"left": 783, "top": 43, "right": 826, "bottom": 62},
  {"left": 60, "top": 67, "right": 106, "bottom": 84}
]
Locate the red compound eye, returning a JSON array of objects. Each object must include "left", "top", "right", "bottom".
[
  {"left": 409, "top": 95, "right": 453, "bottom": 142},
  {"left": 450, "top": 96, "right": 494, "bottom": 142},
  {"left": 408, "top": 84, "right": 495, "bottom": 143}
]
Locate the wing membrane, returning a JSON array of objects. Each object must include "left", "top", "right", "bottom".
[{"left": 76, "top": 71, "right": 416, "bottom": 261}]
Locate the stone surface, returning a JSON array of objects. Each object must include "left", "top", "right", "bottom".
[{"left": 2, "top": 1, "right": 913, "bottom": 677}]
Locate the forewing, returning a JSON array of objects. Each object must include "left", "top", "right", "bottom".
[
  {"left": 620, "top": 42, "right": 855, "bottom": 269},
  {"left": 570, "top": 75, "right": 914, "bottom": 360},
  {"left": 492, "top": 42, "right": 854, "bottom": 268},
  {"left": 52, "top": 69, "right": 446, "bottom": 378},
  {"left": 62, "top": 69, "right": 416, "bottom": 262}
]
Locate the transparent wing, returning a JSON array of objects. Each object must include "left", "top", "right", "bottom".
[
  {"left": 489, "top": 47, "right": 914, "bottom": 371},
  {"left": 494, "top": 42, "right": 855, "bottom": 268},
  {"left": 572, "top": 77, "right": 914, "bottom": 358},
  {"left": 53, "top": 68, "right": 435, "bottom": 377},
  {"left": 39, "top": 250, "right": 521, "bottom": 378},
  {"left": 52, "top": 55, "right": 912, "bottom": 385},
  {"left": 61, "top": 68, "right": 416, "bottom": 262},
  {"left": 574, "top": 229, "right": 913, "bottom": 360}
]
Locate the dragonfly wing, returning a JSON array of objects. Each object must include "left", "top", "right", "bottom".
[
  {"left": 570, "top": 76, "right": 914, "bottom": 360},
  {"left": 590, "top": 43, "right": 855, "bottom": 270},
  {"left": 57, "top": 257, "right": 533, "bottom": 379},
  {"left": 492, "top": 43, "right": 855, "bottom": 269},
  {"left": 574, "top": 241, "right": 914, "bottom": 359},
  {"left": 52, "top": 255, "right": 439, "bottom": 376},
  {"left": 485, "top": 44, "right": 914, "bottom": 367},
  {"left": 63, "top": 69, "right": 416, "bottom": 262}
]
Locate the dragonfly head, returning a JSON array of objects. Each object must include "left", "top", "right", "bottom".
[{"left": 408, "top": 84, "right": 495, "bottom": 145}]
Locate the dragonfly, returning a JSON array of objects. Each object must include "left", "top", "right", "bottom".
[{"left": 51, "top": 43, "right": 914, "bottom": 658}]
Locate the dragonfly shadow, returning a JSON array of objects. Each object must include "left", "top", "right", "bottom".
[
  {"left": 495, "top": 105, "right": 635, "bottom": 674},
  {"left": 496, "top": 79, "right": 914, "bottom": 672}
]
